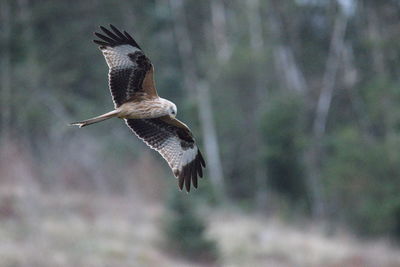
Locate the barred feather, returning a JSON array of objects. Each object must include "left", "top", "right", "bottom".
[
  {"left": 94, "top": 25, "right": 157, "bottom": 107},
  {"left": 125, "top": 116, "right": 205, "bottom": 192}
]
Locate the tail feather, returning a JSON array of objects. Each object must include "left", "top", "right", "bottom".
[{"left": 69, "top": 110, "right": 119, "bottom": 128}]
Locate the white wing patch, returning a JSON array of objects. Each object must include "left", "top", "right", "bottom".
[
  {"left": 101, "top": 44, "right": 140, "bottom": 69},
  {"left": 160, "top": 138, "right": 198, "bottom": 176},
  {"left": 126, "top": 119, "right": 198, "bottom": 174},
  {"left": 124, "top": 118, "right": 205, "bottom": 192},
  {"left": 181, "top": 146, "right": 198, "bottom": 167}
]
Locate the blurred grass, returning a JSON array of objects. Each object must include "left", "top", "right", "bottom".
[
  {"left": 1, "top": 188, "right": 400, "bottom": 267},
  {"left": 1, "top": 138, "right": 400, "bottom": 267}
]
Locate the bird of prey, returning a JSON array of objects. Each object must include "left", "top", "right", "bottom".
[{"left": 70, "top": 25, "right": 205, "bottom": 192}]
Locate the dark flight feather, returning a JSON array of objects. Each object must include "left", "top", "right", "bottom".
[{"left": 125, "top": 118, "right": 205, "bottom": 192}]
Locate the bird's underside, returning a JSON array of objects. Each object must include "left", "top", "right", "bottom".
[
  {"left": 70, "top": 98, "right": 175, "bottom": 127},
  {"left": 70, "top": 25, "right": 205, "bottom": 192}
]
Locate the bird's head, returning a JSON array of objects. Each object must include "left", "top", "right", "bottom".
[{"left": 168, "top": 102, "right": 178, "bottom": 118}]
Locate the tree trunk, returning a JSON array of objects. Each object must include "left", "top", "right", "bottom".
[
  {"left": 17, "top": 0, "right": 40, "bottom": 133},
  {"left": 267, "top": 1, "right": 308, "bottom": 94},
  {"left": 210, "top": 0, "right": 231, "bottom": 63},
  {"left": 246, "top": 0, "right": 269, "bottom": 209},
  {"left": 313, "top": 13, "right": 348, "bottom": 140},
  {"left": 246, "top": 0, "right": 264, "bottom": 53},
  {"left": 169, "top": 0, "right": 225, "bottom": 198},
  {"left": 308, "top": 9, "right": 348, "bottom": 219},
  {"left": 0, "top": 0, "right": 12, "bottom": 139},
  {"left": 366, "top": 4, "right": 386, "bottom": 77}
]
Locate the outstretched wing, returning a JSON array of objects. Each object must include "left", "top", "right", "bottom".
[
  {"left": 125, "top": 116, "right": 206, "bottom": 192},
  {"left": 94, "top": 25, "right": 158, "bottom": 107}
]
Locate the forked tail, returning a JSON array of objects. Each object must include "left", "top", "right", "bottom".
[{"left": 69, "top": 110, "right": 119, "bottom": 128}]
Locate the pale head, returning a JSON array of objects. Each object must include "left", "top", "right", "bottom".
[
  {"left": 160, "top": 98, "right": 177, "bottom": 118},
  {"left": 168, "top": 101, "right": 178, "bottom": 118}
]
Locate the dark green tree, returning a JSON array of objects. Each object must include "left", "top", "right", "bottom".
[
  {"left": 163, "top": 190, "right": 218, "bottom": 262},
  {"left": 261, "top": 94, "right": 309, "bottom": 208}
]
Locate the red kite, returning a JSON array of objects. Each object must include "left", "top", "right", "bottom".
[{"left": 70, "top": 25, "right": 205, "bottom": 192}]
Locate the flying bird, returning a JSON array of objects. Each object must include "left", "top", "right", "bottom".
[{"left": 70, "top": 25, "right": 205, "bottom": 192}]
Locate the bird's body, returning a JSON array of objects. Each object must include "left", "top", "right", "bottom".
[
  {"left": 117, "top": 98, "right": 176, "bottom": 119},
  {"left": 70, "top": 25, "right": 205, "bottom": 192},
  {"left": 71, "top": 98, "right": 174, "bottom": 127}
]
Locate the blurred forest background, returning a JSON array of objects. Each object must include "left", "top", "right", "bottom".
[{"left": 1, "top": 0, "right": 400, "bottom": 266}]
